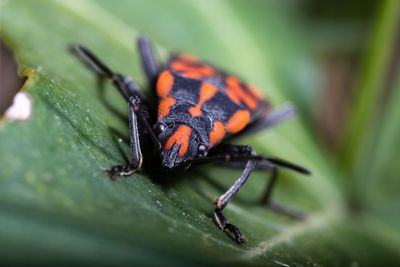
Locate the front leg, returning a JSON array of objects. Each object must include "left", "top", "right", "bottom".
[
  {"left": 70, "top": 43, "right": 161, "bottom": 177},
  {"left": 107, "top": 99, "right": 142, "bottom": 179},
  {"left": 71, "top": 43, "right": 161, "bottom": 150},
  {"left": 196, "top": 143, "right": 257, "bottom": 243},
  {"left": 214, "top": 157, "right": 255, "bottom": 244},
  {"left": 191, "top": 143, "right": 310, "bottom": 243},
  {"left": 214, "top": 159, "right": 307, "bottom": 220}
]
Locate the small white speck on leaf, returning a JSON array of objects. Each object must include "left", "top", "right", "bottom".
[
  {"left": 273, "top": 260, "right": 290, "bottom": 267},
  {"left": 4, "top": 92, "right": 32, "bottom": 121}
]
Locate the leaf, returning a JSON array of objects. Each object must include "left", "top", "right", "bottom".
[
  {"left": 0, "top": 0, "right": 399, "bottom": 266},
  {"left": 353, "top": 76, "right": 400, "bottom": 242}
]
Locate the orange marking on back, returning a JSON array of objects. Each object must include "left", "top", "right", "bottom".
[
  {"left": 164, "top": 124, "right": 192, "bottom": 157},
  {"left": 157, "top": 71, "right": 174, "bottom": 98},
  {"left": 226, "top": 88, "right": 241, "bottom": 105},
  {"left": 225, "top": 110, "right": 250, "bottom": 133},
  {"left": 176, "top": 71, "right": 208, "bottom": 79},
  {"left": 189, "top": 82, "right": 218, "bottom": 117},
  {"left": 225, "top": 76, "right": 259, "bottom": 110},
  {"left": 248, "top": 83, "right": 263, "bottom": 99},
  {"left": 209, "top": 121, "right": 226, "bottom": 145},
  {"left": 178, "top": 54, "right": 199, "bottom": 62},
  {"left": 158, "top": 96, "right": 176, "bottom": 119},
  {"left": 170, "top": 61, "right": 214, "bottom": 78}
]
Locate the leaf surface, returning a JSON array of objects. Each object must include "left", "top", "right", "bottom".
[{"left": 0, "top": 0, "right": 398, "bottom": 266}]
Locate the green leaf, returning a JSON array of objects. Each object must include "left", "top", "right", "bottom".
[{"left": 0, "top": 0, "right": 399, "bottom": 266}]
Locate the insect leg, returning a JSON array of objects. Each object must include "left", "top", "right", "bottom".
[
  {"left": 71, "top": 44, "right": 144, "bottom": 99},
  {"left": 137, "top": 35, "right": 160, "bottom": 88},
  {"left": 196, "top": 144, "right": 257, "bottom": 243},
  {"left": 223, "top": 161, "right": 306, "bottom": 220},
  {"left": 71, "top": 44, "right": 161, "bottom": 150},
  {"left": 260, "top": 166, "right": 306, "bottom": 220},
  {"left": 220, "top": 160, "right": 307, "bottom": 220},
  {"left": 193, "top": 150, "right": 310, "bottom": 175},
  {"left": 107, "top": 100, "right": 142, "bottom": 179},
  {"left": 191, "top": 145, "right": 309, "bottom": 225},
  {"left": 215, "top": 162, "right": 255, "bottom": 243}
]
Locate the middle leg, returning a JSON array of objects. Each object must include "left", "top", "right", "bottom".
[
  {"left": 194, "top": 144, "right": 257, "bottom": 243},
  {"left": 216, "top": 160, "right": 307, "bottom": 220},
  {"left": 191, "top": 143, "right": 310, "bottom": 243}
]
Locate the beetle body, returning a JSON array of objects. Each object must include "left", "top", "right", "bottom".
[
  {"left": 73, "top": 36, "right": 310, "bottom": 244},
  {"left": 156, "top": 54, "right": 269, "bottom": 168}
]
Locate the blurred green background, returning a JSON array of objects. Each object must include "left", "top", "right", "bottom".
[{"left": 0, "top": 0, "right": 399, "bottom": 266}]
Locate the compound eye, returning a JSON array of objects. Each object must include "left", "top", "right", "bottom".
[
  {"left": 154, "top": 122, "right": 167, "bottom": 135},
  {"left": 197, "top": 144, "right": 208, "bottom": 157}
]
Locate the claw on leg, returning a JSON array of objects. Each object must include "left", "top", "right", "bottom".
[
  {"left": 214, "top": 209, "right": 246, "bottom": 244},
  {"left": 106, "top": 164, "right": 137, "bottom": 180}
]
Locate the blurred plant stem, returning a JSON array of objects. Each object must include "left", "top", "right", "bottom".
[
  {"left": 340, "top": 0, "right": 400, "bottom": 172},
  {"left": 339, "top": 0, "right": 400, "bottom": 209}
]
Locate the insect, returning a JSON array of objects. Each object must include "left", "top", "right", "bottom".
[{"left": 72, "top": 36, "right": 310, "bottom": 244}]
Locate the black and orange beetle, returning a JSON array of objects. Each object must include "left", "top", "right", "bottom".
[{"left": 72, "top": 36, "right": 310, "bottom": 244}]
